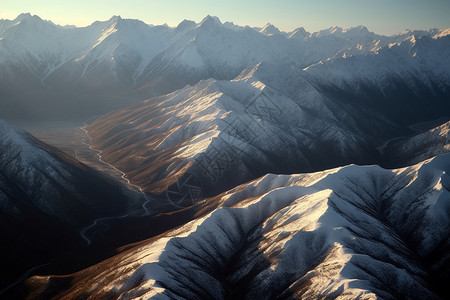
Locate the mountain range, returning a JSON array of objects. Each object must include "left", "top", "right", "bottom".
[
  {"left": 86, "top": 34, "right": 450, "bottom": 197},
  {"left": 0, "top": 13, "right": 448, "bottom": 121},
  {"left": 25, "top": 154, "right": 450, "bottom": 299},
  {"left": 0, "top": 13, "right": 449, "bottom": 299}
]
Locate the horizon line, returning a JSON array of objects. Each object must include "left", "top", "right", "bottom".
[{"left": 3, "top": 12, "right": 447, "bottom": 37}]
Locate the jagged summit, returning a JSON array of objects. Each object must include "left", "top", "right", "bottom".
[
  {"left": 13, "top": 12, "right": 58, "bottom": 26},
  {"left": 289, "top": 27, "right": 309, "bottom": 39},
  {"left": 260, "top": 23, "right": 281, "bottom": 36},
  {"left": 223, "top": 21, "right": 241, "bottom": 30},
  {"left": 394, "top": 28, "right": 442, "bottom": 40},
  {"left": 109, "top": 15, "right": 122, "bottom": 21},
  {"left": 176, "top": 19, "right": 196, "bottom": 32},
  {"left": 198, "top": 15, "right": 222, "bottom": 28},
  {"left": 14, "top": 12, "right": 33, "bottom": 21},
  {"left": 1, "top": 13, "right": 449, "bottom": 122},
  {"left": 434, "top": 28, "right": 450, "bottom": 38},
  {"left": 344, "top": 24, "right": 369, "bottom": 32},
  {"left": 343, "top": 25, "right": 375, "bottom": 39},
  {"left": 11, "top": 12, "right": 50, "bottom": 26},
  {"left": 315, "top": 25, "right": 343, "bottom": 36},
  {"left": 106, "top": 15, "right": 123, "bottom": 26}
]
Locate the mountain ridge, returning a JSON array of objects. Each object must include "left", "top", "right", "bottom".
[
  {"left": 0, "top": 14, "right": 449, "bottom": 299},
  {"left": 1, "top": 13, "right": 448, "bottom": 121},
  {"left": 25, "top": 153, "right": 450, "bottom": 299},
  {"left": 86, "top": 34, "right": 450, "bottom": 198}
]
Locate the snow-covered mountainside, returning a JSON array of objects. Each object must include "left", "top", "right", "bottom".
[
  {"left": 2, "top": 14, "right": 450, "bottom": 299},
  {"left": 381, "top": 120, "right": 450, "bottom": 167},
  {"left": 303, "top": 34, "right": 450, "bottom": 125},
  {"left": 86, "top": 64, "right": 382, "bottom": 197},
  {"left": 1, "top": 13, "right": 448, "bottom": 121},
  {"left": 0, "top": 119, "right": 132, "bottom": 291},
  {"left": 27, "top": 154, "right": 450, "bottom": 299},
  {"left": 87, "top": 31, "right": 450, "bottom": 199}
]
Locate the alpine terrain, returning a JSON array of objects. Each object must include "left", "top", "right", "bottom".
[{"left": 0, "top": 13, "right": 449, "bottom": 299}]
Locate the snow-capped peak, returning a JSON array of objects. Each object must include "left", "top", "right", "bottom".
[
  {"left": 343, "top": 25, "right": 369, "bottom": 33},
  {"left": 1, "top": 13, "right": 449, "bottom": 124},
  {"left": 176, "top": 19, "right": 196, "bottom": 32},
  {"left": 289, "top": 27, "right": 309, "bottom": 39},
  {"left": 198, "top": 15, "right": 222, "bottom": 28},
  {"left": 260, "top": 23, "right": 281, "bottom": 36},
  {"left": 10, "top": 12, "right": 53, "bottom": 27},
  {"left": 315, "top": 26, "right": 343, "bottom": 37},
  {"left": 109, "top": 15, "right": 122, "bottom": 21},
  {"left": 393, "top": 28, "right": 442, "bottom": 40},
  {"left": 312, "top": 25, "right": 377, "bottom": 41},
  {"left": 223, "top": 21, "right": 242, "bottom": 31},
  {"left": 14, "top": 12, "right": 34, "bottom": 22},
  {"left": 106, "top": 15, "right": 122, "bottom": 27},
  {"left": 434, "top": 28, "right": 450, "bottom": 39}
]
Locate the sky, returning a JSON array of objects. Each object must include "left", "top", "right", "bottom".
[{"left": 1, "top": 0, "right": 449, "bottom": 35}]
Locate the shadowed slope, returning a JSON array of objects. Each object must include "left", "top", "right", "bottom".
[{"left": 0, "top": 119, "right": 131, "bottom": 292}]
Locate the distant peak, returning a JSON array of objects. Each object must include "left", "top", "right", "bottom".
[
  {"left": 395, "top": 29, "right": 414, "bottom": 36},
  {"left": 289, "top": 27, "right": 309, "bottom": 39},
  {"left": 198, "top": 15, "right": 222, "bottom": 27},
  {"left": 294, "top": 27, "right": 307, "bottom": 33},
  {"left": 434, "top": 28, "right": 450, "bottom": 39},
  {"left": 329, "top": 26, "right": 343, "bottom": 33},
  {"left": 109, "top": 15, "right": 122, "bottom": 22},
  {"left": 223, "top": 21, "right": 241, "bottom": 31},
  {"left": 314, "top": 26, "right": 343, "bottom": 36},
  {"left": 14, "top": 13, "right": 42, "bottom": 22},
  {"left": 344, "top": 25, "right": 369, "bottom": 33},
  {"left": 355, "top": 25, "right": 368, "bottom": 30},
  {"left": 176, "top": 19, "right": 196, "bottom": 31},
  {"left": 260, "top": 23, "right": 281, "bottom": 36},
  {"left": 17, "top": 12, "right": 32, "bottom": 19}
]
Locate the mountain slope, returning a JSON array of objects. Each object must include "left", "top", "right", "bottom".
[
  {"left": 381, "top": 120, "right": 450, "bottom": 167},
  {"left": 304, "top": 34, "right": 450, "bottom": 125},
  {"left": 1, "top": 14, "right": 447, "bottom": 121},
  {"left": 87, "top": 66, "right": 384, "bottom": 198},
  {"left": 27, "top": 154, "right": 450, "bottom": 299},
  {"left": 0, "top": 14, "right": 449, "bottom": 299},
  {"left": 86, "top": 32, "right": 450, "bottom": 201},
  {"left": 0, "top": 119, "right": 132, "bottom": 291}
]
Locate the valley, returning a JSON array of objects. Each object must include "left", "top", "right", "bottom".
[{"left": 23, "top": 121, "right": 140, "bottom": 190}]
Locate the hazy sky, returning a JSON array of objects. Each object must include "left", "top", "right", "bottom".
[{"left": 1, "top": 0, "right": 449, "bottom": 35}]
